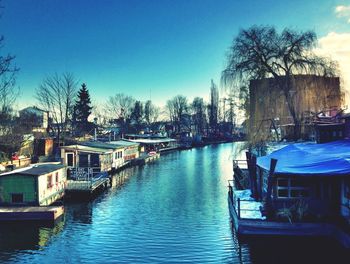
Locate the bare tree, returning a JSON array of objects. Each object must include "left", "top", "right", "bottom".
[
  {"left": 36, "top": 73, "right": 78, "bottom": 144},
  {"left": 0, "top": 3, "right": 19, "bottom": 114},
  {"left": 222, "top": 26, "right": 338, "bottom": 139},
  {"left": 105, "top": 93, "right": 135, "bottom": 123},
  {"left": 144, "top": 100, "right": 160, "bottom": 126},
  {"left": 0, "top": 1, "right": 20, "bottom": 158},
  {"left": 209, "top": 80, "right": 219, "bottom": 133},
  {"left": 191, "top": 97, "right": 206, "bottom": 135},
  {"left": 166, "top": 95, "right": 188, "bottom": 133},
  {"left": 92, "top": 102, "right": 109, "bottom": 127}
]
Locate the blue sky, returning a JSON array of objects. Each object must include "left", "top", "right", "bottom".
[{"left": 1, "top": 0, "right": 350, "bottom": 108}]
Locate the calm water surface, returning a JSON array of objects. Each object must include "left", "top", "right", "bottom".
[{"left": 0, "top": 143, "right": 348, "bottom": 263}]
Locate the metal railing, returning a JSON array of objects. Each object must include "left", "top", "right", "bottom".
[
  {"left": 232, "top": 159, "right": 248, "bottom": 170},
  {"left": 228, "top": 179, "right": 262, "bottom": 220}
]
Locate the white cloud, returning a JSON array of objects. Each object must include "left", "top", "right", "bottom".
[
  {"left": 316, "top": 32, "right": 350, "bottom": 106},
  {"left": 335, "top": 5, "right": 350, "bottom": 22}
]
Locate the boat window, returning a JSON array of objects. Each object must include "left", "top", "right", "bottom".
[
  {"left": 67, "top": 153, "right": 74, "bottom": 167},
  {"left": 278, "top": 189, "right": 288, "bottom": 197},
  {"left": 47, "top": 174, "right": 53, "bottom": 188},
  {"left": 277, "top": 177, "right": 310, "bottom": 199},
  {"left": 11, "top": 193, "right": 23, "bottom": 203},
  {"left": 79, "top": 154, "right": 89, "bottom": 167},
  {"left": 90, "top": 154, "right": 99, "bottom": 167}
]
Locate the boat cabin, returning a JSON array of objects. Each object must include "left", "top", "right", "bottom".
[
  {"left": 108, "top": 140, "right": 140, "bottom": 161},
  {"left": 60, "top": 144, "right": 114, "bottom": 178},
  {"left": 125, "top": 138, "right": 177, "bottom": 153},
  {"left": 254, "top": 140, "right": 350, "bottom": 223},
  {"left": 79, "top": 141, "right": 126, "bottom": 170},
  {"left": 0, "top": 163, "right": 66, "bottom": 206}
]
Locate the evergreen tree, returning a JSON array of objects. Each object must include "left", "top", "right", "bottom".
[{"left": 74, "top": 83, "right": 93, "bottom": 134}]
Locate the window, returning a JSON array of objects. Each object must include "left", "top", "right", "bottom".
[
  {"left": 47, "top": 174, "right": 52, "bottom": 188},
  {"left": 90, "top": 154, "right": 99, "bottom": 167},
  {"left": 11, "top": 193, "right": 23, "bottom": 203},
  {"left": 67, "top": 153, "right": 74, "bottom": 167},
  {"left": 79, "top": 154, "right": 89, "bottom": 167},
  {"left": 277, "top": 177, "right": 310, "bottom": 199},
  {"left": 56, "top": 172, "right": 59, "bottom": 183}
]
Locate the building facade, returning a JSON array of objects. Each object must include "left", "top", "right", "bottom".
[{"left": 249, "top": 75, "right": 343, "bottom": 140}]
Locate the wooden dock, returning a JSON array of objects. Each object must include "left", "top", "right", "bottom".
[
  {"left": 0, "top": 206, "right": 64, "bottom": 222},
  {"left": 66, "top": 178, "right": 110, "bottom": 192}
]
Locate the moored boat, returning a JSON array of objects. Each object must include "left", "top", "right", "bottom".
[{"left": 228, "top": 140, "right": 350, "bottom": 248}]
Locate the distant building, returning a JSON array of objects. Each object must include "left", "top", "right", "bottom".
[
  {"left": 60, "top": 144, "right": 115, "bottom": 175},
  {"left": 249, "top": 75, "right": 343, "bottom": 140},
  {"left": 60, "top": 140, "right": 139, "bottom": 179},
  {"left": 34, "top": 138, "right": 54, "bottom": 157},
  {"left": 0, "top": 163, "right": 66, "bottom": 206},
  {"left": 19, "top": 106, "right": 49, "bottom": 133}
]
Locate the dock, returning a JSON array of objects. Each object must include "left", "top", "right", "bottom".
[
  {"left": 65, "top": 172, "right": 111, "bottom": 198},
  {"left": 0, "top": 205, "right": 64, "bottom": 222}
]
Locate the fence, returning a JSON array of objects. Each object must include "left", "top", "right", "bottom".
[{"left": 1, "top": 158, "right": 31, "bottom": 170}]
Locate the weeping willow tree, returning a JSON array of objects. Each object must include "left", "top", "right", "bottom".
[{"left": 221, "top": 25, "right": 338, "bottom": 140}]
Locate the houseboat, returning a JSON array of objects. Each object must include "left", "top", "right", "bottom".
[
  {"left": 228, "top": 140, "right": 350, "bottom": 248},
  {"left": 0, "top": 163, "right": 66, "bottom": 206},
  {"left": 79, "top": 141, "right": 127, "bottom": 170},
  {"left": 108, "top": 140, "right": 140, "bottom": 161},
  {"left": 124, "top": 135, "right": 177, "bottom": 153},
  {"left": 0, "top": 163, "right": 66, "bottom": 221},
  {"left": 60, "top": 144, "right": 114, "bottom": 175}
]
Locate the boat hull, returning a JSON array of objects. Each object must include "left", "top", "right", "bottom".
[{"left": 228, "top": 193, "right": 350, "bottom": 247}]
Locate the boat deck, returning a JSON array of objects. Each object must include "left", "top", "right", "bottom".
[
  {"left": 0, "top": 206, "right": 64, "bottom": 222},
  {"left": 233, "top": 189, "right": 265, "bottom": 220}
]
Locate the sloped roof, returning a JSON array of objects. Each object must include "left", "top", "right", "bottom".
[{"left": 0, "top": 164, "right": 65, "bottom": 177}]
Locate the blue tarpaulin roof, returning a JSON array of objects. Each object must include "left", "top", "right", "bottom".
[{"left": 257, "top": 140, "right": 350, "bottom": 176}]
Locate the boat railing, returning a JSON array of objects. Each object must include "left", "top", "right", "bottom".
[
  {"left": 228, "top": 180, "right": 262, "bottom": 220},
  {"left": 235, "top": 198, "right": 263, "bottom": 220},
  {"left": 68, "top": 167, "right": 107, "bottom": 181},
  {"left": 232, "top": 159, "right": 248, "bottom": 170}
]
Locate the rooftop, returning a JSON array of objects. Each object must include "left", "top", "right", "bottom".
[
  {"left": 80, "top": 141, "right": 125, "bottom": 150},
  {"left": 0, "top": 163, "right": 65, "bottom": 177},
  {"left": 126, "top": 138, "right": 176, "bottom": 144},
  {"left": 61, "top": 145, "right": 114, "bottom": 154},
  {"left": 108, "top": 140, "right": 140, "bottom": 147}
]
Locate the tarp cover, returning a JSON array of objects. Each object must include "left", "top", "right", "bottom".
[{"left": 257, "top": 140, "right": 350, "bottom": 176}]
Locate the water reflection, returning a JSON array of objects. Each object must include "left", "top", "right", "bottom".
[{"left": 0, "top": 218, "right": 65, "bottom": 262}]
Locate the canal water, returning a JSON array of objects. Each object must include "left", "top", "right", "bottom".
[{"left": 0, "top": 143, "right": 349, "bottom": 263}]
